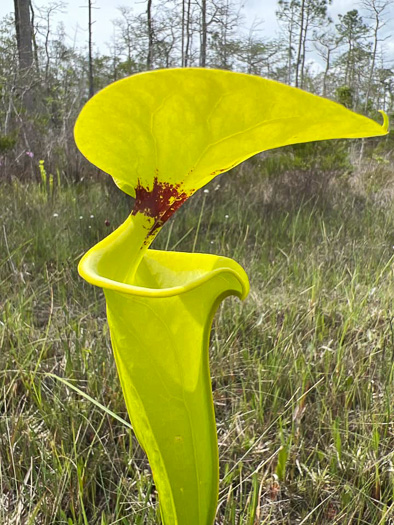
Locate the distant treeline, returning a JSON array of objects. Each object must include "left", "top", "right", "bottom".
[{"left": 1, "top": 0, "right": 393, "bottom": 182}]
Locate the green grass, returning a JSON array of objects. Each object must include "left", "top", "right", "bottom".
[{"left": 1, "top": 154, "right": 394, "bottom": 524}]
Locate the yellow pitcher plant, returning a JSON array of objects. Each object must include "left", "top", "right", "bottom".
[{"left": 75, "top": 69, "right": 388, "bottom": 525}]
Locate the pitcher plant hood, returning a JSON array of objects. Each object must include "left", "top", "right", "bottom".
[{"left": 75, "top": 68, "right": 388, "bottom": 201}]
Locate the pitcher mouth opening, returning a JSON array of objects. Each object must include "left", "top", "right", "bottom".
[{"left": 78, "top": 243, "right": 250, "bottom": 300}]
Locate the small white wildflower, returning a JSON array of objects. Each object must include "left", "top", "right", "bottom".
[
  {"left": 90, "top": 214, "right": 94, "bottom": 218},
  {"left": 203, "top": 189, "right": 209, "bottom": 194},
  {"left": 53, "top": 213, "right": 58, "bottom": 218},
  {"left": 225, "top": 214, "right": 229, "bottom": 219},
  {"left": 88, "top": 225, "right": 92, "bottom": 229},
  {"left": 210, "top": 240, "right": 214, "bottom": 244},
  {"left": 79, "top": 216, "right": 83, "bottom": 220}
]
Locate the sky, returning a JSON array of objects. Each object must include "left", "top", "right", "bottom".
[
  {"left": 1, "top": 0, "right": 393, "bottom": 64},
  {"left": 1, "top": 0, "right": 281, "bottom": 51}
]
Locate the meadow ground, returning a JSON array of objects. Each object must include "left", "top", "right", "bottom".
[{"left": 1, "top": 144, "right": 394, "bottom": 524}]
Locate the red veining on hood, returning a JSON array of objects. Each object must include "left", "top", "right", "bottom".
[{"left": 132, "top": 176, "right": 192, "bottom": 240}]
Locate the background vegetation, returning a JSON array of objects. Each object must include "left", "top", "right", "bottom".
[
  {"left": 1, "top": 0, "right": 394, "bottom": 180},
  {"left": 1, "top": 0, "right": 394, "bottom": 523}
]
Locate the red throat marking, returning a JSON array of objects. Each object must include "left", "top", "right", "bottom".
[{"left": 132, "top": 176, "right": 192, "bottom": 239}]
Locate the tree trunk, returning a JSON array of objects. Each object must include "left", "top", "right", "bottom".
[
  {"left": 14, "top": 0, "right": 33, "bottom": 72},
  {"left": 147, "top": 0, "right": 154, "bottom": 70},
  {"left": 88, "top": 0, "right": 94, "bottom": 98},
  {"left": 181, "top": 0, "right": 185, "bottom": 67},
  {"left": 323, "top": 48, "right": 330, "bottom": 97},
  {"left": 295, "top": 0, "right": 305, "bottom": 88},
  {"left": 288, "top": 26, "right": 293, "bottom": 85},
  {"left": 185, "top": 0, "right": 191, "bottom": 67},
  {"left": 365, "top": 15, "right": 379, "bottom": 111},
  {"left": 29, "top": 2, "right": 40, "bottom": 74},
  {"left": 14, "top": 0, "right": 34, "bottom": 111},
  {"left": 200, "top": 0, "right": 207, "bottom": 67},
  {"left": 287, "top": 7, "right": 296, "bottom": 85},
  {"left": 300, "top": 12, "right": 310, "bottom": 89}
]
